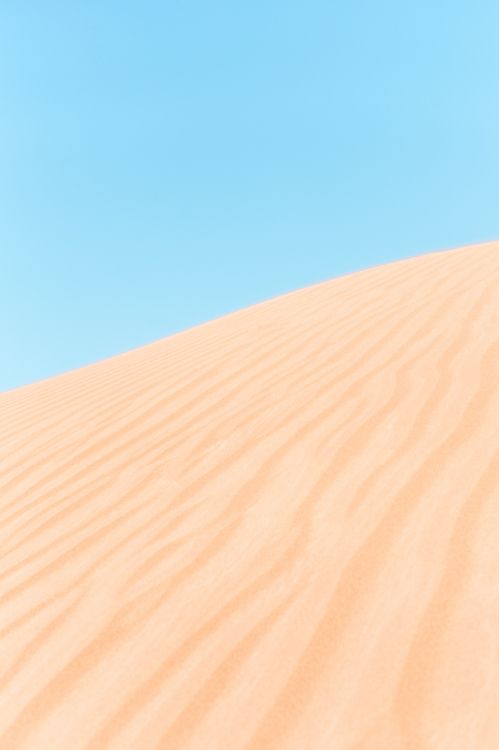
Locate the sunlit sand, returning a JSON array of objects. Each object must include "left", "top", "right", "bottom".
[{"left": 1, "top": 243, "right": 499, "bottom": 748}]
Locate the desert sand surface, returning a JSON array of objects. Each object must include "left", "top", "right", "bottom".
[{"left": 1, "top": 243, "right": 499, "bottom": 749}]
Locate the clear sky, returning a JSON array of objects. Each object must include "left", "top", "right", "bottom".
[{"left": 2, "top": 1, "right": 498, "bottom": 392}]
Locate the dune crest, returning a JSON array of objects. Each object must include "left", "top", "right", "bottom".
[{"left": 1, "top": 243, "right": 499, "bottom": 749}]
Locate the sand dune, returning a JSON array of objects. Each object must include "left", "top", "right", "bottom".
[{"left": 1, "top": 243, "right": 499, "bottom": 749}]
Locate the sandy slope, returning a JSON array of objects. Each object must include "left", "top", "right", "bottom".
[{"left": 1, "top": 244, "right": 499, "bottom": 749}]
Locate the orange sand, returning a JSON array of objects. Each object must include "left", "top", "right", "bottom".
[{"left": 1, "top": 243, "right": 499, "bottom": 749}]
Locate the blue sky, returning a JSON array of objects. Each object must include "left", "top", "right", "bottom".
[{"left": 2, "top": 1, "right": 498, "bottom": 391}]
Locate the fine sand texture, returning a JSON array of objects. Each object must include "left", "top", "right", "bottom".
[{"left": 1, "top": 243, "right": 499, "bottom": 749}]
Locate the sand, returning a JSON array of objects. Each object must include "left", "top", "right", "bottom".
[{"left": 1, "top": 243, "right": 499, "bottom": 749}]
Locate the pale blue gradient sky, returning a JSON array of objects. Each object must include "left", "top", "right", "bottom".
[{"left": 2, "top": 1, "right": 498, "bottom": 391}]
